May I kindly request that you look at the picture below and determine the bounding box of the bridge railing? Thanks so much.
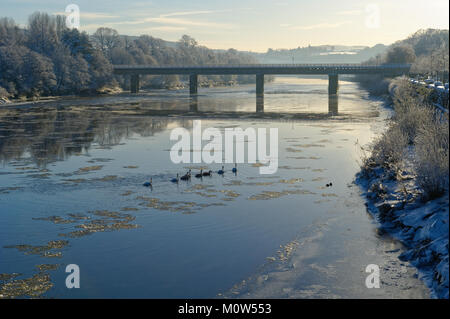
[112,63,411,69]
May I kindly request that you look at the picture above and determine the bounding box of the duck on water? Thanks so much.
[180,169,191,181]
[195,170,203,178]
[171,174,179,183]
[143,178,152,188]
[202,170,212,176]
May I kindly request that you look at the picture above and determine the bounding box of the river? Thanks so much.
[0,76,429,298]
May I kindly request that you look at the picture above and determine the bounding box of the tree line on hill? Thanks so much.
[0,12,258,100]
[355,29,449,95]
[249,44,388,64]
[365,29,448,74]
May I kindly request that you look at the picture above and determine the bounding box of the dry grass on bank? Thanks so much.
[362,79,449,199]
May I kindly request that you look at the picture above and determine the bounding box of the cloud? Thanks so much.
[53,12,119,19]
[162,10,219,17]
[80,23,107,31]
[285,21,352,30]
[143,26,187,32]
[107,10,235,29]
[336,10,363,16]
[144,16,234,29]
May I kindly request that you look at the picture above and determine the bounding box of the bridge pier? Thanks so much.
[130,74,140,93]
[190,74,198,95]
[328,74,338,95]
[256,74,264,97]
[328,94,338,115]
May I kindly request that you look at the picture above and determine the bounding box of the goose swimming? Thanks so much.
[195,169,203,178]
[202,170,212,176]
[171,174,179,183]
[143,178,152,187]
[180,169,191,181]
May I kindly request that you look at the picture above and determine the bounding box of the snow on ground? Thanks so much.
[356,159,449,299]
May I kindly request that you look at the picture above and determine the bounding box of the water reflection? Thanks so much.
[256,95,264,113]
[0,92,347,167]
[0,78,376,168]
[328,94,339,115]
[189,95,198,112]
[0,107,179,167]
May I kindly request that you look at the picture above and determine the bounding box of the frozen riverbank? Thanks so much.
[356,79,449,299]
[356,161,448,298]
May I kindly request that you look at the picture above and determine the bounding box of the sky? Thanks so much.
[0,0,448,52]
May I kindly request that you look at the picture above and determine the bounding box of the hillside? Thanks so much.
[247,44,388,64]
[355,28,449,95]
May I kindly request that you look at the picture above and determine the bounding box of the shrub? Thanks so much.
[0,86,9,98]
[389,79,435,144]
[356,74,391,96]
[414,114,449,199]
[395,102,435,145]
[371,123,408,168]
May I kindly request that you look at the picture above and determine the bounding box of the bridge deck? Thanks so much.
[113,64,411,75]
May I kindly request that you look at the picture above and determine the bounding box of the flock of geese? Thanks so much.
[142,164,237,188]
[142,163,333,189]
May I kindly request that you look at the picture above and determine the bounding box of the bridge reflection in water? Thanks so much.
[189,91,339,114]
[328,94,339,115]
[256,95,264,113]
[189,95,198,112]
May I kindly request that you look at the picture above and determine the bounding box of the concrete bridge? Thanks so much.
[113,64,411,95]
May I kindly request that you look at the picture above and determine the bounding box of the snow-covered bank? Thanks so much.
[355,78,449,299]
[0,97,10,104]
[356,161,449,298]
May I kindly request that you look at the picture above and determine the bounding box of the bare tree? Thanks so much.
[92,27,121,59]
[27,12,58,54]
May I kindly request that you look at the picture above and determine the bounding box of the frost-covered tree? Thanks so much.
[0,45,26,96]
[24,50,56,96]
[85,49,114,89]
[0,17,26,46]
[61,28,94,57]
[27,12,58,55]
[385,45,416,64]
[92,27,121,59]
